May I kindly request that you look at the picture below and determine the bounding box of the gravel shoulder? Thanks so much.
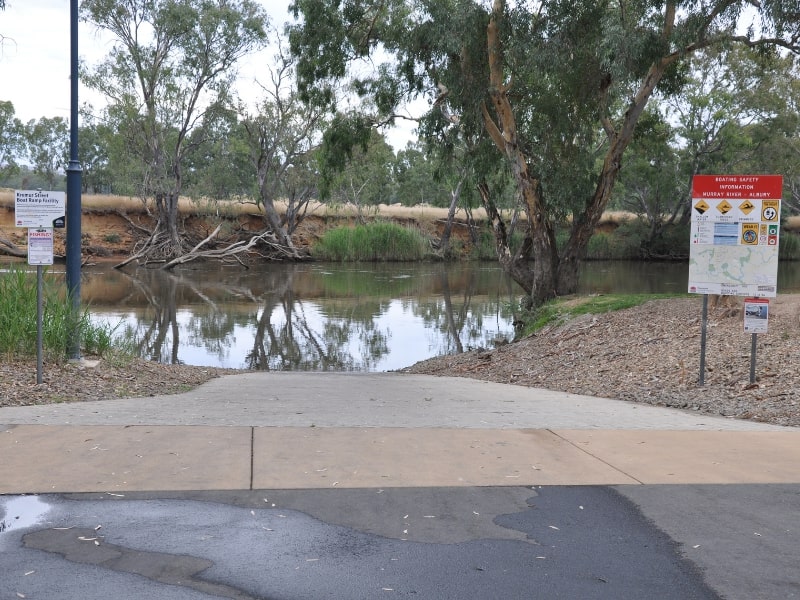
[2,295,799,428]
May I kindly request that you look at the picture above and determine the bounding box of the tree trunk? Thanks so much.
[439,176,464,253]
[484,1,561,306]
[557,45,674,293]
[477,182,534,295]
[261,199,301,258]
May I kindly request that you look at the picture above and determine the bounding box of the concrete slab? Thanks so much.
[0,425,252,494]
[555,430,800,484]
[252,427,640,488]
[0,373,789,430]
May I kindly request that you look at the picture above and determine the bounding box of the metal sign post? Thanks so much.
[743,297,769,385]
[27,228,54,384]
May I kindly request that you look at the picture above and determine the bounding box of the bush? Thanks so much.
[313,222,430,261]
[0,267,120,360]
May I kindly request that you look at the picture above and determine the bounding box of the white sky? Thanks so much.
[0,0,418,149]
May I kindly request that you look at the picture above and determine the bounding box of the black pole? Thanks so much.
[66,0,83,360]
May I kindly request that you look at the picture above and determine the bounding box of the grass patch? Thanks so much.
[520,293,683,336]
[0,267,124,361]
[313,222,430,261]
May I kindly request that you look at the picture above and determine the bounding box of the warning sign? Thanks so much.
[717,200,733,214]
[739,200,755,214]
[694,200,710,214]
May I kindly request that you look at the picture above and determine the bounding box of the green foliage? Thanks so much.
[585,220,691,260]
[313,222,429,261]
[78,117,115,194]
[80,0,269,236]
[317,114,375,198]
[24,116,69,189]
[522,293,682,336]
[0,100,23,180]
[0,267,121,360]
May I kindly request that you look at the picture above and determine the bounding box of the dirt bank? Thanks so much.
[0,192,486,260]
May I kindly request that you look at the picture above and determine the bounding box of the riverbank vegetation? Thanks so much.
[312,222,429,261]
[521,293,685,338]
[0,267,119,361]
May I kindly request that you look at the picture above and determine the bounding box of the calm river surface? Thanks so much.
[30,260,800,370]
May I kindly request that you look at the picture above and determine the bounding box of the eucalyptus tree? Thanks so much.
[289,0,800,305]
[24,116,69,189]
[80,0,268,264]
[0,100,22,181]
[183,105,253,200]
[78,117,115,193]
[325,129,395,221]
[239,39,328,257]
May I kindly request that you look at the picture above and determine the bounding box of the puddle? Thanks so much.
[0,495,52,534]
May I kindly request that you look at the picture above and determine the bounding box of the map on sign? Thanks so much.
[688,175,783,298]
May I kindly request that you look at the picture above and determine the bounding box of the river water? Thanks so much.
[15,260,800,371]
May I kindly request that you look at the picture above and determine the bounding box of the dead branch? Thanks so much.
[161,230,297,270]
[0,232,26,258]
[115,209,154,236]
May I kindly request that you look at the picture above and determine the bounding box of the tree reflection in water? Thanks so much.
[85,263,516,371]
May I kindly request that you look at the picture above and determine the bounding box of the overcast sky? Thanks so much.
[0,0,291,120]
[0,0,418,148]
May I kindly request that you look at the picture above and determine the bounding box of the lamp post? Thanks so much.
[65,0,83,359]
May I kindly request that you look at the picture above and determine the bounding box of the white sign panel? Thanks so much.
[743,297,769,334]
[15,190,66,228]
[27,228,54,266]
[688,175,782,298]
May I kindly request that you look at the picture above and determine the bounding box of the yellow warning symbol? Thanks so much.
[739,200,755,215]
[717,200,733,214]
[694,200,710,215]
[762,200,779,221]
[742,223,759,245]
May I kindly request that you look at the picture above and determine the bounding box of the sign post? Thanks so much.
[28,229,55,385]
[743,297,769,385]
[688,175,782,384]
[15,191,62,384]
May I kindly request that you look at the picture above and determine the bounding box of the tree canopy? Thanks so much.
[288,0,800,304]
[80,0,269,263]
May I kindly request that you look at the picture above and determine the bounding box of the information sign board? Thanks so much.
[688,175,782,297]
[15,190,66,228]
[27,228,54,266]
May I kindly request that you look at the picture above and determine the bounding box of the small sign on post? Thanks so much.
[27,228,54,266]
[15,191,62,385]
[743,297,769,334]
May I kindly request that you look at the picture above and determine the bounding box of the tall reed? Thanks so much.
[0,267,118,360]
[313,222,429,261]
